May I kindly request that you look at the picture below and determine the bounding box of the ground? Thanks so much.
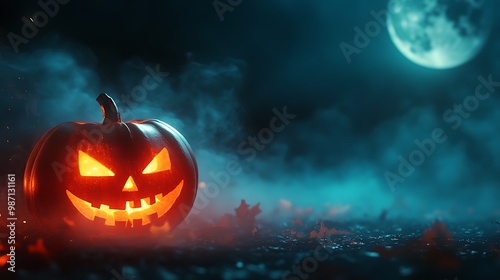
[1,201,500,280]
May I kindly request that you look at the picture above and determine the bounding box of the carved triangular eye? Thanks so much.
[142,148,171,174]
[79,151,115,176]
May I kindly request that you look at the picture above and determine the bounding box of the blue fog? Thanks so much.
[1,0,500,222]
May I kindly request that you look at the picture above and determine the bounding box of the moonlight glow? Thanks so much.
[387,0,492,69]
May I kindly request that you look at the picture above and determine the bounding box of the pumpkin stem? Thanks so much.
[96,93,121,124]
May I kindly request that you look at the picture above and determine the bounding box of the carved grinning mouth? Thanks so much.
[66,180,184,227]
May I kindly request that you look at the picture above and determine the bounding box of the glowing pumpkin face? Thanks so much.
[66,148,184,227]
[24,93,198,240]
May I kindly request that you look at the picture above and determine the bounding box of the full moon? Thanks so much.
[387,0,492,69]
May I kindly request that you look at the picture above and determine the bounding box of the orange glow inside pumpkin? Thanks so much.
[142,147,171,174]
[122,176,138,192]
[68,147,181,227]
[66,180,184,226]
[78,151,115,176]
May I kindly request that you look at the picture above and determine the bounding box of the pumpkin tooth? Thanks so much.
[126,201,134,210]
[98,203,110,210]
[143,197,151,205]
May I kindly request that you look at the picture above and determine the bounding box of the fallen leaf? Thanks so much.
[28,238,49,258]
[309,222,350,238]
[420,220,453,245]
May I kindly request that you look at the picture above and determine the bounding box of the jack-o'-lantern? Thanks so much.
[24,93,198,241]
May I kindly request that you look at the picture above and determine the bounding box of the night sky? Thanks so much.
[1,0,500,222]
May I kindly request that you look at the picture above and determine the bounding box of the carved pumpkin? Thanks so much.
[24,93,198,240]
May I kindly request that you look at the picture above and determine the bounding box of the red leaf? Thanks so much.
[28,238,49,258]
[420,220,453,245]
[309,222,350,238]
[0,254,7,267]
[235,200,250,217]
[234,200,261,230]
[248,204,262,220]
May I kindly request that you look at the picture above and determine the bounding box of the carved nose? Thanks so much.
[122,176,138,192]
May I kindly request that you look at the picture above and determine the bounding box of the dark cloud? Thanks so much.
[1,0,500,221]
